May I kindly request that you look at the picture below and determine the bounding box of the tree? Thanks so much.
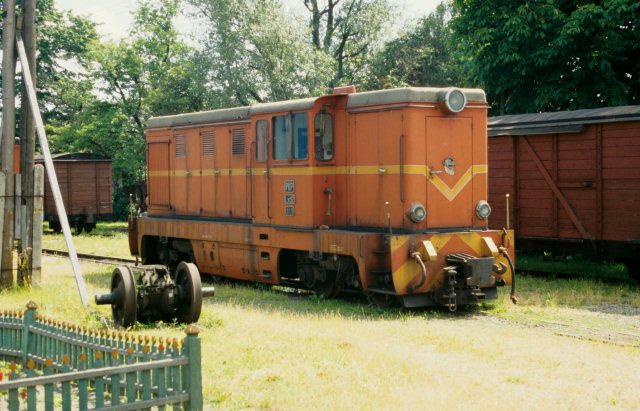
[188,0,334,106]
[451,0,640,114]
[304,0,392,86]
[366,2,464,89]
[0,0,99,126]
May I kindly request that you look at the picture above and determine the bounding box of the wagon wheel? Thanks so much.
[175,261,203,324]
[622,259,640,283]
[110,266,137,327]
[83,223,95,234]
[50,222,62,234]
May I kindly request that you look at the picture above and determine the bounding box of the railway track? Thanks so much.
[42,248,137,266]
[482,315,640,348]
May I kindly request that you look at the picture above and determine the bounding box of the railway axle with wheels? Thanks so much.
[95,261,215,327]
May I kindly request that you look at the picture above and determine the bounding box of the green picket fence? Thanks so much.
[0,301,203,410]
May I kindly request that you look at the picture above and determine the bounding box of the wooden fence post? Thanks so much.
[31,165,43,286]
[0,172,5,286]
[183,325,203,411]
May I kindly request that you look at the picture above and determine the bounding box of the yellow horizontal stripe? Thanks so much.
[149,163,487,202]
[151,164,486,177]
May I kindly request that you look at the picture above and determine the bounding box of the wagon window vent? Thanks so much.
[232,128,246,155]
[175,134,186,157]
[202,131,216,156]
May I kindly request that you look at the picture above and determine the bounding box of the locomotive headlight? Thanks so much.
[439,87,467,114]
[476,200,492,220]
[407,202,427,223]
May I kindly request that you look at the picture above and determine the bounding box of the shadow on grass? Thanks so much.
[197,276,500,325]
[78,263,510,331]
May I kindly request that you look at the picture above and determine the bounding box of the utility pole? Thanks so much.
[18,0,37,285]
[1,0,17,287]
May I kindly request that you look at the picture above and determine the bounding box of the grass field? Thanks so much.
[516,252,630,280]
[2,222,640,410]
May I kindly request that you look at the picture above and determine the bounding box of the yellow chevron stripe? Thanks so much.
[428,165,487,202]
[390,236,409,254]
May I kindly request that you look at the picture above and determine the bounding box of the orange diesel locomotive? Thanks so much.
[129,86,516,310]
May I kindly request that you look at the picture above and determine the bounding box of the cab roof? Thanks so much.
[147,87,487,129]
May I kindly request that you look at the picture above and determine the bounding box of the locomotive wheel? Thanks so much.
[110,266,137,327]
[312,271,341,299]
[175,261,203,324]
[368,293,399,308]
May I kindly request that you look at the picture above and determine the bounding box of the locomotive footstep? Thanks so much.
[95,262,215,328]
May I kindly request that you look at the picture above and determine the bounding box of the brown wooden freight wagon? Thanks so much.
[487,106,640,279]
[37,153,113,234]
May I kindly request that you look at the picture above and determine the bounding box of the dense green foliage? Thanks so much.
[1,0,99,125]
[367,2,463,89]
[451,0,640,114]
[187,0,335,105]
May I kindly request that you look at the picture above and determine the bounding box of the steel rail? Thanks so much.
[42,248,137,266]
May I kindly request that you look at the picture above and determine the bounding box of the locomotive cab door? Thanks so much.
[173,130,202,215]
[348,110,403,228]
[229,126,249,218]
[251,119,271,223]
[425,116,474,228]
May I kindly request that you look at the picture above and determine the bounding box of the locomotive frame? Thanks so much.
[129,86,515,310]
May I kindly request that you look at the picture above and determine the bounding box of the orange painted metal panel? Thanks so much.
[425,116,474,227]
[348,110,403,228]
[147,138,171,211]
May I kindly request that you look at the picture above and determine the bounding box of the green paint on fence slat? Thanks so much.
[126,347,137,404]
[157,347,167,411]
[61,357,71,411]
[44,362,54,411]
[95,352,105,408]
[111,350,121,406]
[26,363,37,411]
[142,345,152,410]
[78,354,89,410]
[171,341,181,411]
[8,362,19,411]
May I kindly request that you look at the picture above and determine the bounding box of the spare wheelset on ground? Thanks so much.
[95,261,215,327]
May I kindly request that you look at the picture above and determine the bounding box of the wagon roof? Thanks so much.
[35,152,111,162]
[488,105,640,137]
[147,87,487,129]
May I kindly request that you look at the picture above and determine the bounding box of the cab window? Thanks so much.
[273,113,308,160]
[256,119,268,162]
[314,111,333,161]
